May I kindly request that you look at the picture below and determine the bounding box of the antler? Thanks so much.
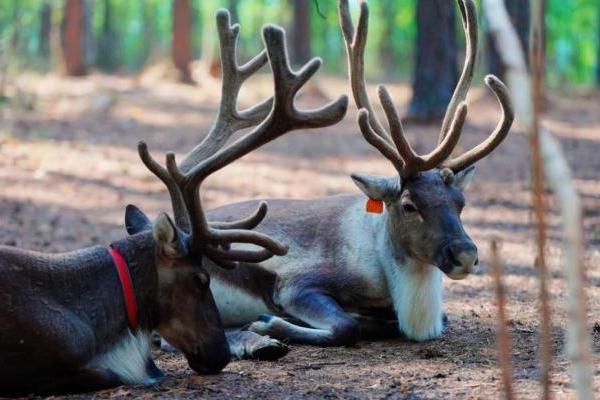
[442,75,514,171]
[439,0,478,145]
[339,0,514,177]
[140,14,348,269]
[179,10,272,172]
[137,10,266,229]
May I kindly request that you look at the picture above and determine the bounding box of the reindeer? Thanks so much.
[198,0,515,347]
[0,14,348,395]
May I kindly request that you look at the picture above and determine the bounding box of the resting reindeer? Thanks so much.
[200,0,514,347]
[0,18,348,396]
[0,150,277,396]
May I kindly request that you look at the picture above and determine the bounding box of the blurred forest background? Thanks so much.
[0,0,598,97]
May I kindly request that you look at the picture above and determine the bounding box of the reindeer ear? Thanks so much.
[153,213,185,258]
[125,204,152,235]
[453,165,476,191]
[350,173,400,201]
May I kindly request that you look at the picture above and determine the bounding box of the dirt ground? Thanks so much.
[0,72,598,399]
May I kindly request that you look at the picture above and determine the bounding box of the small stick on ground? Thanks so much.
[490,239,514,400]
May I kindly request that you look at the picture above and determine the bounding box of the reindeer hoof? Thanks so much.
[229,330,289,361]
[248,337,289,361]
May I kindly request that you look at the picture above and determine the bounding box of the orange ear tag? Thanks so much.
[365,198,384,214]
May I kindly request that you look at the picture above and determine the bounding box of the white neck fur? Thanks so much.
[377,215,445,341]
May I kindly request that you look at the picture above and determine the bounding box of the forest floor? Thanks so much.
[0,72,599,399]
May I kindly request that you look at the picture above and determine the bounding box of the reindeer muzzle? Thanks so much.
[186,340,231,375]
[438,240,479,280]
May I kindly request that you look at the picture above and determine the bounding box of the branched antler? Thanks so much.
[179,10,272,172]
[140,142,287,270]
[439,0,478,144]
[339,0,514,177]
[140,10,348,269]
[443,75,514,171]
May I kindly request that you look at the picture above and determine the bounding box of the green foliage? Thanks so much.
[546,0,598,85]
[0,0,51,71]
[0,0,597,87]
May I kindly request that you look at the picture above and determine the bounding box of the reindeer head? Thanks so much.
[125,203,232,374]
[129,10,347,374]
[340,0,514,279]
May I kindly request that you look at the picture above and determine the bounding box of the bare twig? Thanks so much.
[483,1,594,399]
[529,2,552,398]
[490,239,514,400]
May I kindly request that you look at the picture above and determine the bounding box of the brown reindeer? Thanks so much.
[0,11,348,396]
[195,0,514,348]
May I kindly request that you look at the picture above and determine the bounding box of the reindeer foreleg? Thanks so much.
[248,289,360,346]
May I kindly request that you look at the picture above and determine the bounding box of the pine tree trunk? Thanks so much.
[61,0,87,76]
[172,0,193,83]
[39,2,52,59]
[408,0,458,121]
[289,0,311,66]
[82,0,95,66]
[487,0,530,78]
[97,0,119,72]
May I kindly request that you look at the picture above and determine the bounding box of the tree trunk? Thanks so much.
[39,1,52,59]
[289,0,311,66]
[82,0,95,66]
[61,0,87,76]
[408,0,458,121]
[487,0,530,78]
[97,0,119,72]
[172,0,193,83]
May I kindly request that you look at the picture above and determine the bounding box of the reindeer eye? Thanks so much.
[402,203,418,213]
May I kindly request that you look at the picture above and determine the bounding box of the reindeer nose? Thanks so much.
[447,241,478,274]
[186,340,231,375]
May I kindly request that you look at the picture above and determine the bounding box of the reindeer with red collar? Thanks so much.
[200,0,514,346]
[0,12,347,396]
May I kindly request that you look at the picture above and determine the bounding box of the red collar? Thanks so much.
[108,246,138,330]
